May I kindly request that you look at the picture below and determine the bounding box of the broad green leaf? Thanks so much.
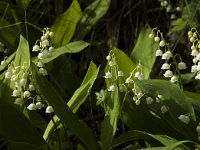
[123,79,197,141]
[0,97,45,147]
[32,63,98,150]
[43,61,99,141]
[33,41,89,64]
[134,79,195,118]
[101,59,120,150]
[73,0,111,40]
[100,90,119,150]
[131,25,159,79]
[51,0,82,47]
[0,52,15,72]
[68,61,99,112]
[113,47,136,78]
[13,35,30,66]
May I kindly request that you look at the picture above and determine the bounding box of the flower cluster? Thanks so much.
[158,0,182,20]
[5,63,54,113]
[105,51,126,93]
[188,29,200,80]
[32,27,54,76]
[149,28,187,83]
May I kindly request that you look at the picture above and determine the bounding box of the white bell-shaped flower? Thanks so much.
[162,51,172,60]
[155,49,163,56]
[163,70,173,78]
[45,106,54,113]
[29,84,35,91]
[178,62,187,70]
[104,72,112,78]
[27,103,37,110]
[32,45,40,52]
[191,50,198,56]
[5,71,11,79]
[108,85,116,92]
[23,91,31,98]
[170,75,178,83]
[161,63,170,70]
[12,89,20,97]
[36,102,44,109]
[134,72,143,80]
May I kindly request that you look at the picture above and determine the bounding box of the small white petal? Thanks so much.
[178,62,187,70]
[27,103,37,110]
[163,70,173,78]
[36,102,44,109]
[104,72,112,78]
[12,89,21,97]
[23,91,31,98]
[5,72,11,79]
[32,45,40,52]
[161,63,170,70]
[45,106,54,113]
[155,49,163,56]
[170,76,178,83]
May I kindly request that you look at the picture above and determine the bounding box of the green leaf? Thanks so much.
[51,0,82,47]
[13,35,30,66]
[100,90,119,150]
[0,97,45,147]
[113,47,136,78]
[130,25,159,79]
[74,0,111,40]
[113,130,176,147]
[32,63,99,150]
[68,61,99,112]
[33,41,89,64]
[43,61,99,141]
[171,18,187,32]
[101,58,120,150]
[123,79,197,141]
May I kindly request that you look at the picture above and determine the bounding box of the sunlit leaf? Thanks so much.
[131,25,159,79]
[51,0,82,47]
[32,63,98,150]
[33,41,89,64]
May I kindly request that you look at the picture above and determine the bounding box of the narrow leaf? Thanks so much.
[32,63,98,150]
